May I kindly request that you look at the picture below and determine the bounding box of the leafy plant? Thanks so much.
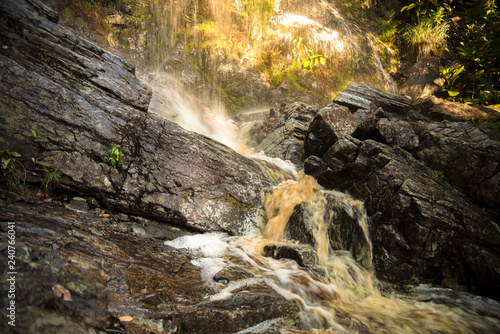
[0,149,26,188]
[441,65,465,98]
[108,144,123,169]
[292,38,326,71]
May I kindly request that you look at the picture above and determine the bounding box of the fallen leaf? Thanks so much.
[119,316,133,322]
[44,198,52,203]
[71,215,77,218]
[52,284,72,301]
[98,214,111,219]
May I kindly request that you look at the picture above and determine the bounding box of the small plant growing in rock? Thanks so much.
[41,166,61,196]
[0,149,26,188]
[108,144,123,169]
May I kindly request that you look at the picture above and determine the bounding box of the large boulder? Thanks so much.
[0,0,273,235]
[334,82,412,119]
[399,57,444,100]
[305,136,500,299]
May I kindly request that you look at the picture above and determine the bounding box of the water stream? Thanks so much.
[166,172,500,333]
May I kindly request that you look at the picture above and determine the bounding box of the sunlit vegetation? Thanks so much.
[50,0,498,109]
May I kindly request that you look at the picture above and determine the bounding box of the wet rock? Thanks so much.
[304,103,359,157]
[0,0,273,235]
[334,82,412,117]
[307,136,500,299]
[0,193,299,334]
[256,102,318,168]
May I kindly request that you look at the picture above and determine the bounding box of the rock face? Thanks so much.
[0,0,273,236]
[417,121,500,212]
[256,102,318,168]
[298,83,500,299]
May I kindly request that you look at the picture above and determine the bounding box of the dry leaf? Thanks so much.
[52,284,72,301]
[71,214,77,218]
[98,214,111,218]
[119,316,133,322]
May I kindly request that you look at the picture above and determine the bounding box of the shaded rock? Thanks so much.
[162,41,186,73]
[417,98,496,121]
[0,0,273,235]
[400,57,444,100]
[416,121,500,215]
[304,103,359,157]
[334,82,411,117]
[256,102,318,168]
[235,104,288,148]
[374,119,419,151]
[307,136,500,299]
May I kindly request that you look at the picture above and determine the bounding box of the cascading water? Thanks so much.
[167,172,500,333]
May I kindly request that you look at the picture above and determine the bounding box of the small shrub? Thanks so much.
[402,18,450,60]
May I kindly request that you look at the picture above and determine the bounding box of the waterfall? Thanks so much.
[166,172,498,333]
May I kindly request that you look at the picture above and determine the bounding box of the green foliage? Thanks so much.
[41,166,61,195]
[440,0,500,104]
[0,149,25,188]
[401,0,453,19]
[441,65,465,98]
[292,38,326,71]
[468,118,500,135]
[440,65,488,103]
[402,17,450,60]
[372,9,398,45]
[108,144,123,169]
